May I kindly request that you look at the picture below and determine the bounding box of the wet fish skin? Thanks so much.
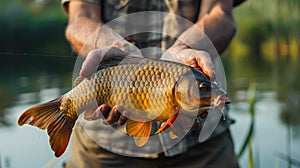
[18,57,227,157]
[65,58,192,122]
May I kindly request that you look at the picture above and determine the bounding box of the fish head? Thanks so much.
[175,68,230,116]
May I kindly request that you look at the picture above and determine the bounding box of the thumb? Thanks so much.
[194,51,216,80]
[80,47,128,78]
[80,48,108,78]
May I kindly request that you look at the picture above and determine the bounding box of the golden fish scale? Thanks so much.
[63,59,190,121]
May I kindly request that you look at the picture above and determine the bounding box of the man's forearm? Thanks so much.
[172,1,236,55]
[195,7,236,54]
[64,1,103,56]
[65,1,127,57]
[66,16,101,56]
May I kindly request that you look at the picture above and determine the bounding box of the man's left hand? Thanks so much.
[161,46,216,80]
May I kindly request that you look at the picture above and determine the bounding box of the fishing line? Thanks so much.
[0,52,76,59]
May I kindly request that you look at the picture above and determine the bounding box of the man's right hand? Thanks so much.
[80,44,142,78]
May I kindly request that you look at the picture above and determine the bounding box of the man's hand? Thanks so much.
[80,43,142,78]
[159,45,216,133]
[87,104,130,126]
[161,45,216,80]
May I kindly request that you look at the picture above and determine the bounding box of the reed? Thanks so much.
[237,82,257,168]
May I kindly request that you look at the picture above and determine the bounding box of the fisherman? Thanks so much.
[61,0,245,167]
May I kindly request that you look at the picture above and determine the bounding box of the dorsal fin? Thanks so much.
[97,56,151,70]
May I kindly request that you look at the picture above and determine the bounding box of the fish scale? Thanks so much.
[62,59,187,122]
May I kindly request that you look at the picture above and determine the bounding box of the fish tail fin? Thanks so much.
[18,97,62,129]
[18,97,76,157]
[48,116,75,157]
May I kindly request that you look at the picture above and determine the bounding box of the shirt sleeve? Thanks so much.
[61,0,100,13]
[233,0,246,7]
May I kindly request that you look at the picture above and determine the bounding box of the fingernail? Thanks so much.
[79,70,89,79]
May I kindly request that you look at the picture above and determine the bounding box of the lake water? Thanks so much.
[1,76,300,168]
[230,92,300,168]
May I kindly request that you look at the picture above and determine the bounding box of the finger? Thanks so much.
[190,62,201,71]
[80,47,128,78]
[105,105,123,125]
[117,109,130,125]
[104,47,128,60]
[87,104,111,121]
[89,106,104,120]
[98,104,111,118]
[114,40,143,58]
[195,51,216,80]
[80,49,108,78]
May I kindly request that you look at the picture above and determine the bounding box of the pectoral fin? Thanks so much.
[126,120,152,147]
[155,109,180,134]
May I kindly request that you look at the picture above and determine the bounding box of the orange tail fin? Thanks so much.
[18,97,76,157]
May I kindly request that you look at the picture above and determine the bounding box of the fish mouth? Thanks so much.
[213,95,231,107]
[197,96,231,118]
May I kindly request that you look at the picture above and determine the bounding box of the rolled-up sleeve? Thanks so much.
[61,0,100,13]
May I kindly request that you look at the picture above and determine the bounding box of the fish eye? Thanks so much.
[199,82,210,91]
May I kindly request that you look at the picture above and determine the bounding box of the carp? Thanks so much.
[18,57,230,157]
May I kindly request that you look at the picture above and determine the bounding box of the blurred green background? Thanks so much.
[0,0,299,167]
[0,0,74,125]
